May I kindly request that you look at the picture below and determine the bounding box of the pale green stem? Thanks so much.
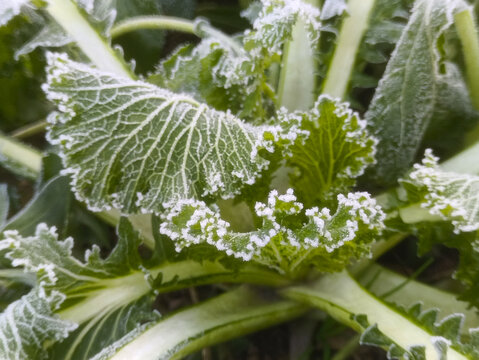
[283,271,469,360]
[0,269,36,286]
[331,334,360,360]
[398,203,443,224]
[59,260,289,325]
[11,120,48,139]
[107,286,306,360]
[277,0,319,110]
[0,133,42,180]
[322,0,375,99]
[111,16,195,38]
[358,263,479,331]
[455,9,479,110]
[110,16,244,55]
[46,0,133,78]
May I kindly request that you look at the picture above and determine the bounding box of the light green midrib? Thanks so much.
[46,0,133,78]
[322,0,376,99]
[282,271,469,360]
[57,260,288,325]
[110,16,195,38]
[107,287,306,360]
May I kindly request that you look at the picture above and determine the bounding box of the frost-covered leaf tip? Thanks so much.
[160,189,385,276]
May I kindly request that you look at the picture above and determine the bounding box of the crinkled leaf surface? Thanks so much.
[398,151,479,308]
[267,96,377,207]
[160,188,385,276]
[153,0,322,122]
[245,0,321,55]
[402,150,479,234]
[365,0,472,185]
[0,288,76,360]
[45,53,268,213]
[152,39,271,121]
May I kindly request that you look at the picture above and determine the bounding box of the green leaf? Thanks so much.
[152,40,271,121]
[0,17,51,134]
[160,188,385,276]
[268,96,377,207]
[44,53,268,213]
[357,0,411,65]
[0,0,28,27]
[0,288,77,360]
[398,150,479,308]
[244,0,321,55]
[365,0,473,185]
[401,150,479,234]
[6,0,117,58]
[15,22,72,59]
[2,175,71,237]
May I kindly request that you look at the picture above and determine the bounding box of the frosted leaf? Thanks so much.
[366,0,472,185]
[15,22,71,59]
[0,221,162,358]
[44,53,268,213]
[403,149,479,234]
[0,0,28,26]
[0,289,76,360]
[12,0,117,57]
[320,0,347,20]
[264,95,377,207]
[245,0,322,55]
[160,189,385,276]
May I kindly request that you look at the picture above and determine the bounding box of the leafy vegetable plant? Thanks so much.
[1,0,479,358]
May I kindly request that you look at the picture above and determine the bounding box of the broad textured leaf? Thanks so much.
[44,53,268,213]
[160,188,385,276]
[0,16,51,134]
[357,0,411,65]
[266,96,377,207]
[365,0,472,185]
[0,289,77,360]
[4,0,117,58]
[15,22,72,59]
